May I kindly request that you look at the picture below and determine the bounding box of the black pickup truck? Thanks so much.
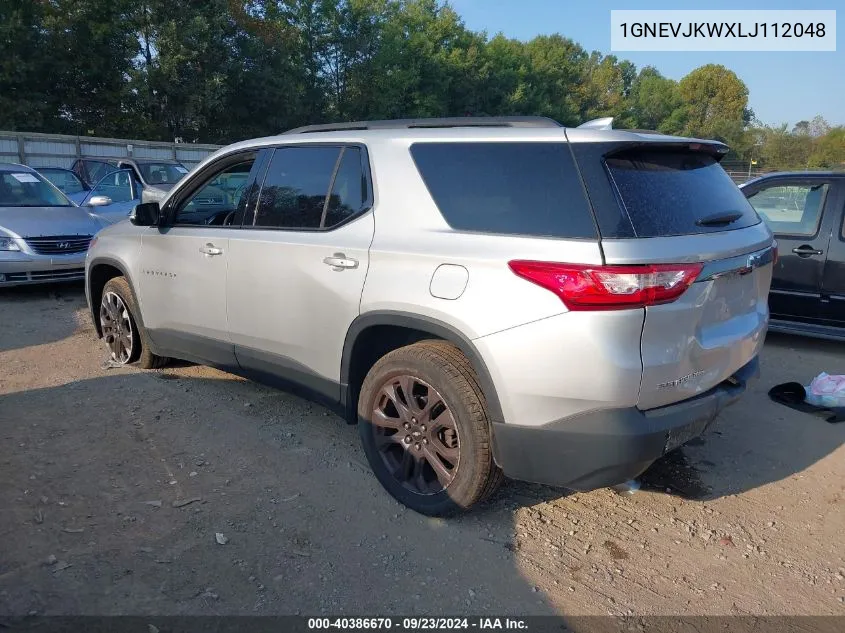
[741,171,845,341]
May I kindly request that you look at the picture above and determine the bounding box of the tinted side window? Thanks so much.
[747,183,828,237]
[606,150,760,237]
[254,147,341,229]
[410,142,596,239]
[175,158,256,226]
[323,147,365,228]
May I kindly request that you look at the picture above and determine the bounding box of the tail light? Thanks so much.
[508,260,703,311]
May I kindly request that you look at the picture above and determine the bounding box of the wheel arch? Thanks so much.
[340,311,504,426]
[87,257,144,338]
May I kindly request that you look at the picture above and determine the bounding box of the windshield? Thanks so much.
[40,169,87,195]
[0,172,73,207]
[138,162,189,185]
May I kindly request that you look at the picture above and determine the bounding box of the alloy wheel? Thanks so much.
[370,375,460,495]
[100,291,134,364]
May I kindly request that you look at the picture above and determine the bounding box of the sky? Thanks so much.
[449,0,843,127]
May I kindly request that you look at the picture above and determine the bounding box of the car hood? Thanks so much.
[0,205,104,238]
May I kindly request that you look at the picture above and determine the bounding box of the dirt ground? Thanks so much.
[1,282,844,618]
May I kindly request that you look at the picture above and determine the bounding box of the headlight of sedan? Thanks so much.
[0,237,21,251]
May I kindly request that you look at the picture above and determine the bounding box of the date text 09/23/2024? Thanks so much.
[307,618,528,630]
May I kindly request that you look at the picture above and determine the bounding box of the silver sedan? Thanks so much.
[0,163,106,287]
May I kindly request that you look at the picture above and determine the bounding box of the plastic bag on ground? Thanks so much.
[804,372,845,408]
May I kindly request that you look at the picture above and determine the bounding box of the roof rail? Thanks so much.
[577,117,614,130]
[283,116,562,134]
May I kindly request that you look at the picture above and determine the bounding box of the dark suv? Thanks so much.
[741,171,845,340]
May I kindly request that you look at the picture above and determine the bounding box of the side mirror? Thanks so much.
[87,195,113,207]
[130,202,161,227]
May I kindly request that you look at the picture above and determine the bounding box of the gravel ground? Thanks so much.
[1,283,843,618]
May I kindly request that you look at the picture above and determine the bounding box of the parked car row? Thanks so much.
[0,163,104,285]
[1,158,195,287]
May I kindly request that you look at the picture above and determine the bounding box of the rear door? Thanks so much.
[743,177,836,324]
[226,144,374,403]
[570,139,774,410]
[819,180,845,326]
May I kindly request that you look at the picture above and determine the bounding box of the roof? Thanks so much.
[283,116,562,134]
[0,162,35,173]
[180,118,729,189]
[741,171,845,187]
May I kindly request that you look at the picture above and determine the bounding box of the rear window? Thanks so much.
[410,142,596,239]
[605,150,760,237]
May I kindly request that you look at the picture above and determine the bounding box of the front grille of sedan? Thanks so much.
[25,235,92,255]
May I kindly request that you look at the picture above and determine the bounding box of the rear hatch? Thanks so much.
[570,137,774,410]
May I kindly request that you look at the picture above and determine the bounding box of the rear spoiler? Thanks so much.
[606,140,731,161]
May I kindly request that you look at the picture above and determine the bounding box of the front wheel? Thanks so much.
[99,277,167,369]
[357,341,503,516]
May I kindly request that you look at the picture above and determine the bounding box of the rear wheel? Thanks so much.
[357,341,503,515]
[100,277,167,369]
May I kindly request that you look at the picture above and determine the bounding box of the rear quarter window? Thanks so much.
[606,150,760,237]
[410,142,596,239]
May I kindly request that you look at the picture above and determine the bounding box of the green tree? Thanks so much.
[757,124,814,170]
[45,0,139,136]
[627,66,686,133]
[808,127,845,169]
[0,0,58,131]
[677,64,751,145]
[576,53,635,126]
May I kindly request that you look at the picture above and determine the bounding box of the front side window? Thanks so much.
[90,170,137,203]
[746,183,829,237]
[138,162,189,185]
[0,171,72,207]
[175,158,255,226]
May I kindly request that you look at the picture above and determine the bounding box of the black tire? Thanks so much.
[100,277,167,370]
[357,340,503,516]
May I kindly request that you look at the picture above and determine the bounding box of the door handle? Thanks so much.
[791,245,823,258]
[199,243,223,256]
[322,253,358,270]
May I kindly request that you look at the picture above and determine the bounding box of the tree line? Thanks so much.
[1,0,842,170]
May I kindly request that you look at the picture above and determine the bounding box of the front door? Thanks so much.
[745,178,836,325]
[84,169,141,224]
[138,152,262,366]
[820,181,845,326]
[226,144,374,403]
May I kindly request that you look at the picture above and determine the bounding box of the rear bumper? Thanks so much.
[491,356,759,491]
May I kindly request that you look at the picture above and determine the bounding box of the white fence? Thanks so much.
[0,131,222,171]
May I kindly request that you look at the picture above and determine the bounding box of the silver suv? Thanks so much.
[85,117,775,515]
